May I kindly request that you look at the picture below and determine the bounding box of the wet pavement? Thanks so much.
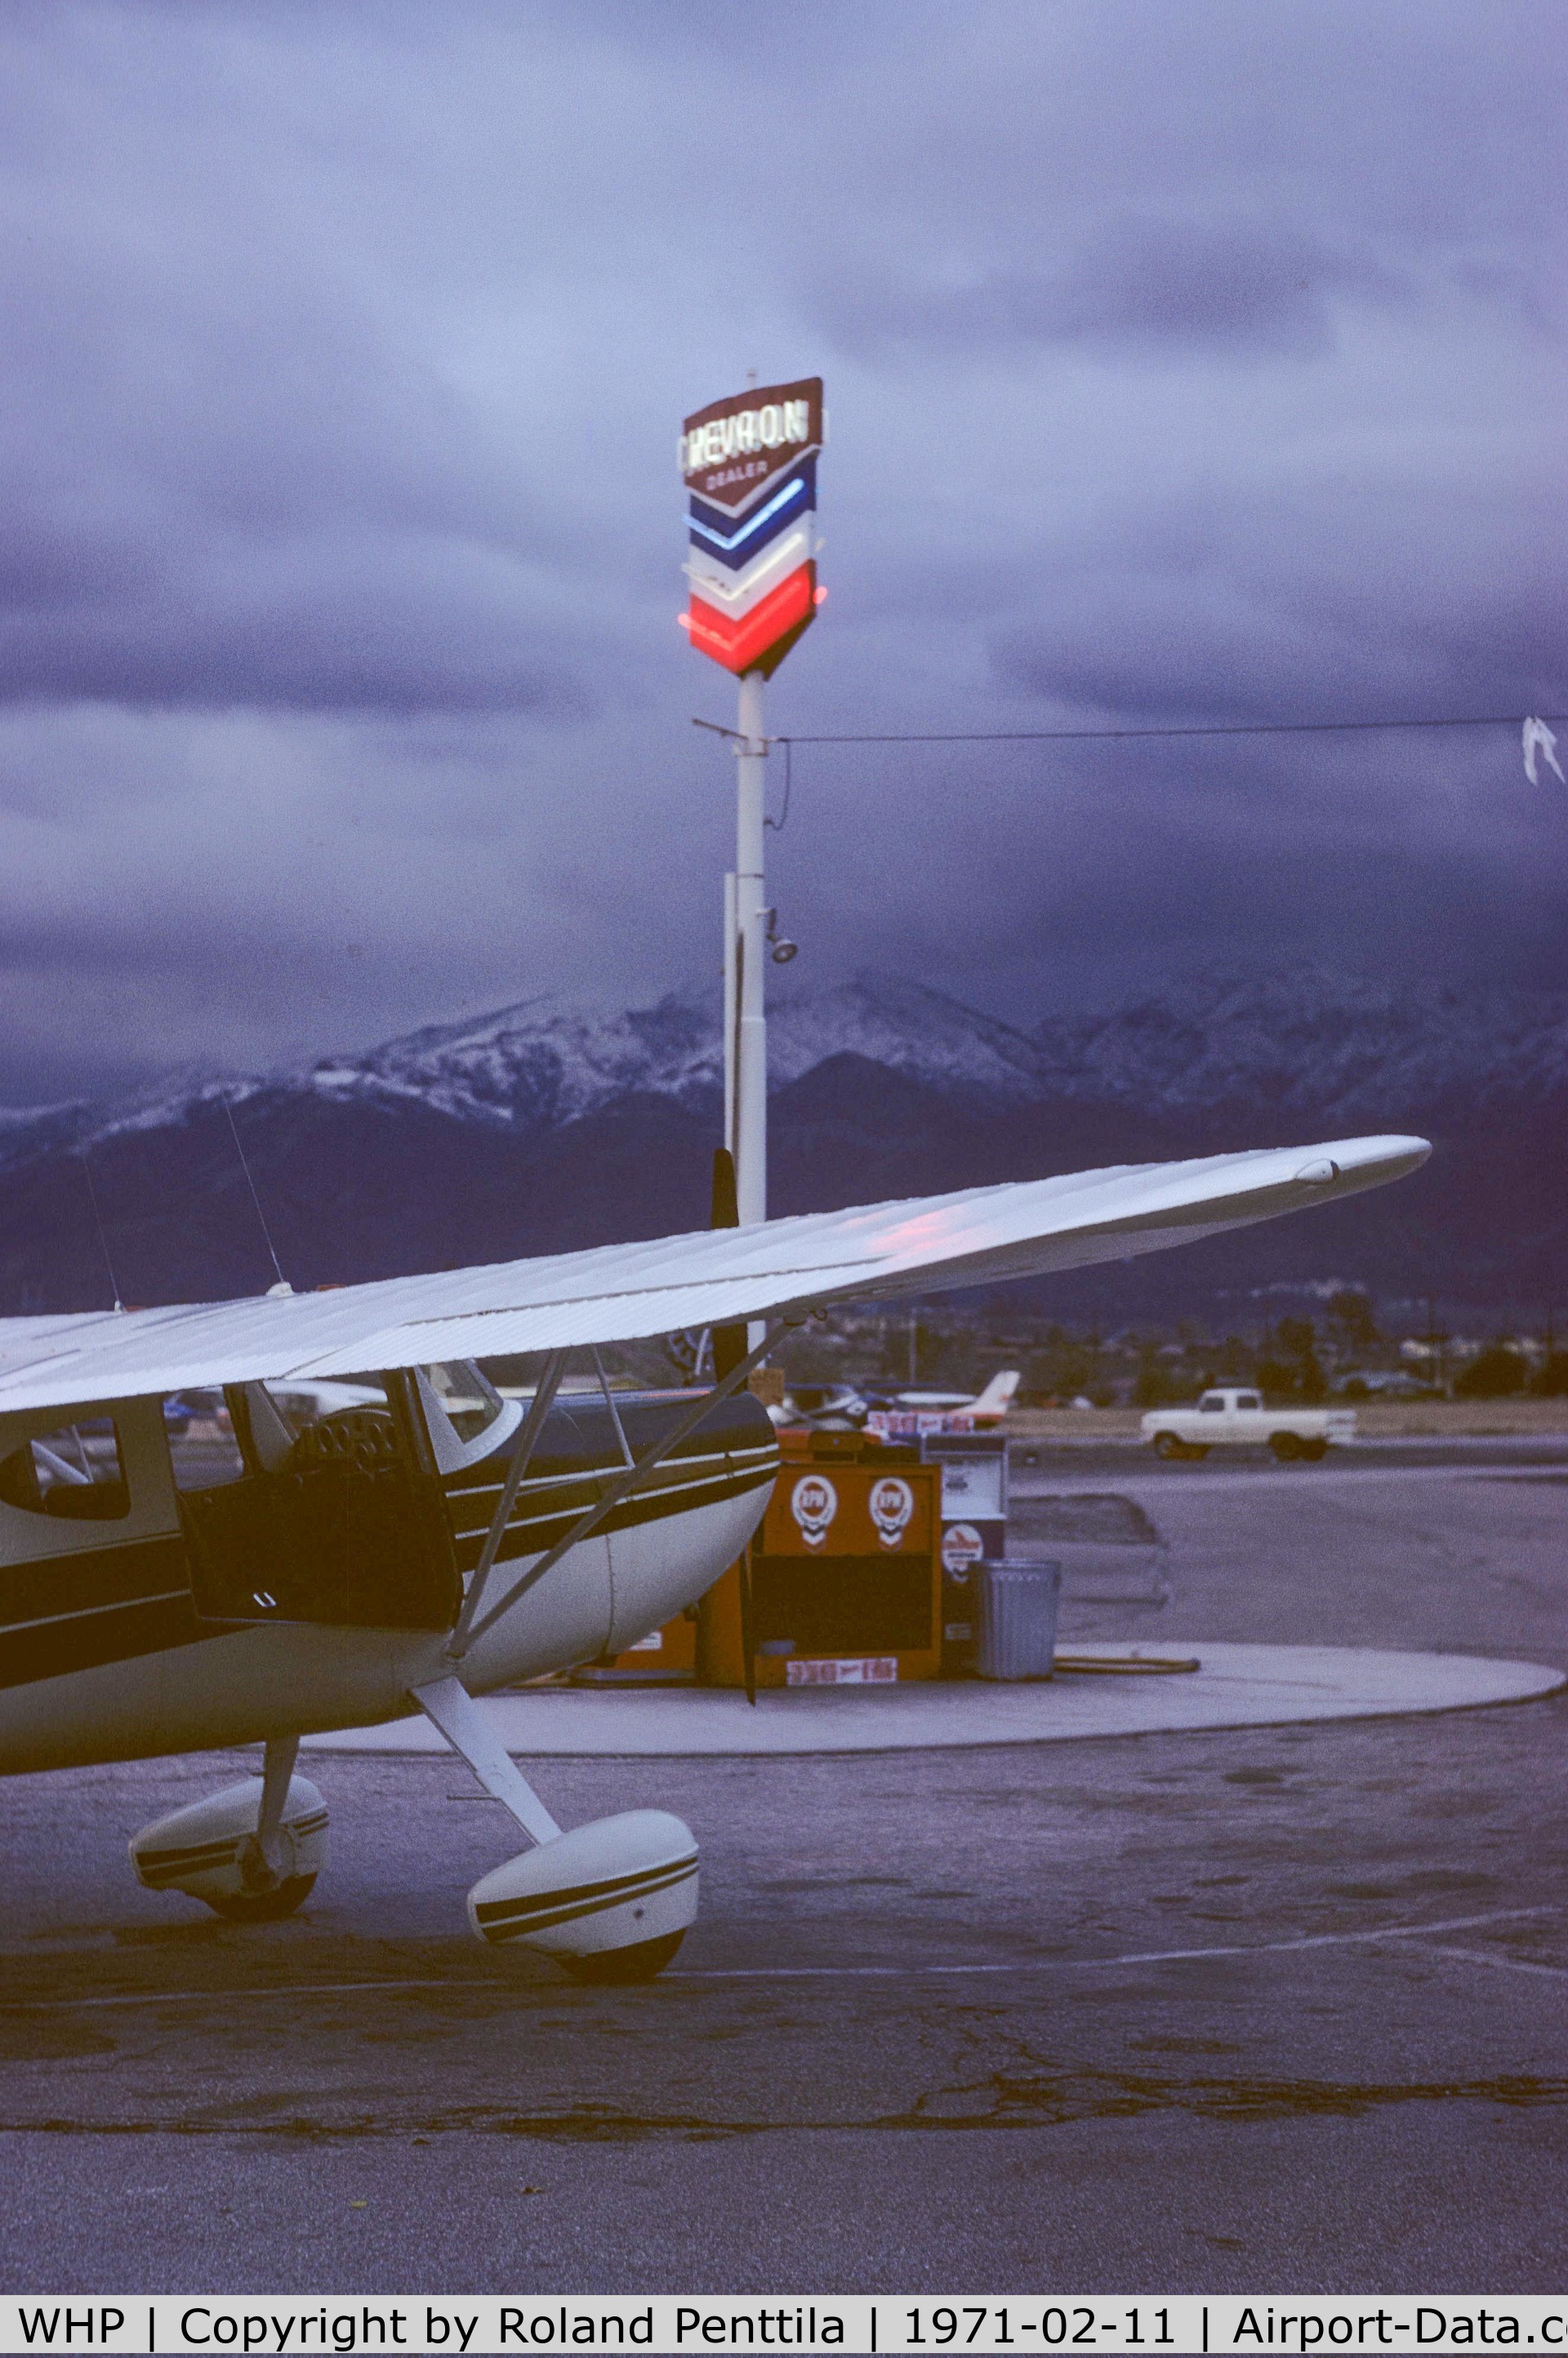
[0,1456,1562,2293]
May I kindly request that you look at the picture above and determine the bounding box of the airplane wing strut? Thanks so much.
[451,1318,789,1659]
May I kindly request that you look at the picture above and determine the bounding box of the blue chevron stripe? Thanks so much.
[688,461,816,568]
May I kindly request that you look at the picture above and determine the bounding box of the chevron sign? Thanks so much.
[679,377,824,677]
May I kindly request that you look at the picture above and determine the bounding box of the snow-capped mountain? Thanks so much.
[308,974,1046,1131]
[16,962,1564,1170]
[0,974,1051,1166]
[1,966,1563,1314]
[1036,970,1568,1119]
[316,991,721,1129]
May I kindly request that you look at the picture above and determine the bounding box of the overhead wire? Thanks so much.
[765,735,791,831]
[699,711,1566,750]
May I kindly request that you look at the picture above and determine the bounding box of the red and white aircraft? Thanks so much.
[0,1134,1426,1981]
[871,1369,1022,1424]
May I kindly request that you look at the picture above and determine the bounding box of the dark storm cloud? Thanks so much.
[822,216,1402,360]
[0,0,1561,1098]
[0,543,595,715]
[993,496,1568,725]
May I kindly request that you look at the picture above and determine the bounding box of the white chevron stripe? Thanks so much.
[684,522,815,615]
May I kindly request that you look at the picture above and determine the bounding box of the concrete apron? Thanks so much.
[301,1643,1566,1758]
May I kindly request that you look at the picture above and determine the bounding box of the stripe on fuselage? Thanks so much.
[0,1400,777,1692]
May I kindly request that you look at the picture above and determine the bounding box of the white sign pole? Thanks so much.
[733,666,768,1228]
[721,867,738,1165]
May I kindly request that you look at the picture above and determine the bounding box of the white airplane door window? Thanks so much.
[164,1392,246,1491]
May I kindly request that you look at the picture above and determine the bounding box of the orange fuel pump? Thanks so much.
[699,1432,942,1689]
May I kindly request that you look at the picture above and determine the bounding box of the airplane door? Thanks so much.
[178,1397,461,1633]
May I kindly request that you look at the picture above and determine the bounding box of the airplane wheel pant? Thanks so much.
[467,1808,698,1982]
[129,1776,329,1918]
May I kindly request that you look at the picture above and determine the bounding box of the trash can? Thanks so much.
[975,1558,1061,1681]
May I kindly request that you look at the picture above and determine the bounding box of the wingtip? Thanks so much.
[1326,1134,1432,1186]
[1374,1133,1433,1172]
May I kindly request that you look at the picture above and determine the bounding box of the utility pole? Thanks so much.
[724,669,768,1227]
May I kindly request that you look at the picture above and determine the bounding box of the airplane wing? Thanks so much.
[0,1133,1428,1416]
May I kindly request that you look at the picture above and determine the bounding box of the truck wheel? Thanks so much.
[1270,1433,1303,1462]
[1153,1433,1183,1459]
[1299,1438,1328,1462]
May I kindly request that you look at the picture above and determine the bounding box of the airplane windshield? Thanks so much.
[421,1362,504,1445]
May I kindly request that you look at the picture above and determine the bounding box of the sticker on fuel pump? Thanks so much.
[868,1476,915,1549]
[786,1656,898,1686]
[790,1473,838,1549]
[941,1521,985,1576]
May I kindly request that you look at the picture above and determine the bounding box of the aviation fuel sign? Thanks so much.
[679,376,824,677]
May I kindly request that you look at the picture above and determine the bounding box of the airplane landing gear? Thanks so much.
[412,1677,698,1983]
[465,1808,697,1975]
[560,1930,688,1985]
[206,1874,317,1923]
[129,1736,327,1920]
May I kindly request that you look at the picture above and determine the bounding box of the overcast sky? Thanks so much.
[1,0,1563,1102]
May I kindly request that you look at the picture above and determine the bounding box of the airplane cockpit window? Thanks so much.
[258,1379,398,1469]
[0,1418,130,1519]
[165,1392,247,1491]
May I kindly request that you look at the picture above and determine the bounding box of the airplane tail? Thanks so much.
[969,1370,1020,1421]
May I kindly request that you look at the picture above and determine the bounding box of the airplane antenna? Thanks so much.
[75,1143,124,1313]
[221,1091,291,1295]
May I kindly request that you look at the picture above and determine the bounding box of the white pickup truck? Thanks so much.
[1141,1388,1356,1464]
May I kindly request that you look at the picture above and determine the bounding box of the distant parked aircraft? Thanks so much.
[865,1371,1021,1425]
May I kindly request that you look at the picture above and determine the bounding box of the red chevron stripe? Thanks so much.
[684,562,816,675]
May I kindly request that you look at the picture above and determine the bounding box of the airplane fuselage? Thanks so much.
[0,1389,777,1774]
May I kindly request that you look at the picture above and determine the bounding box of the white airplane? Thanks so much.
[875,1370,1022,1424]
[0,1133,1427,1983]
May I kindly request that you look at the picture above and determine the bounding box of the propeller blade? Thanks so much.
[710,1148,747,1382]
[706,1145,756,1701]
[710,1146,738,1229]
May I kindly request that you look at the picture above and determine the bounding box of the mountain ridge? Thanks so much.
[5,964,1566,1169]
[0,966,1562,1316]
